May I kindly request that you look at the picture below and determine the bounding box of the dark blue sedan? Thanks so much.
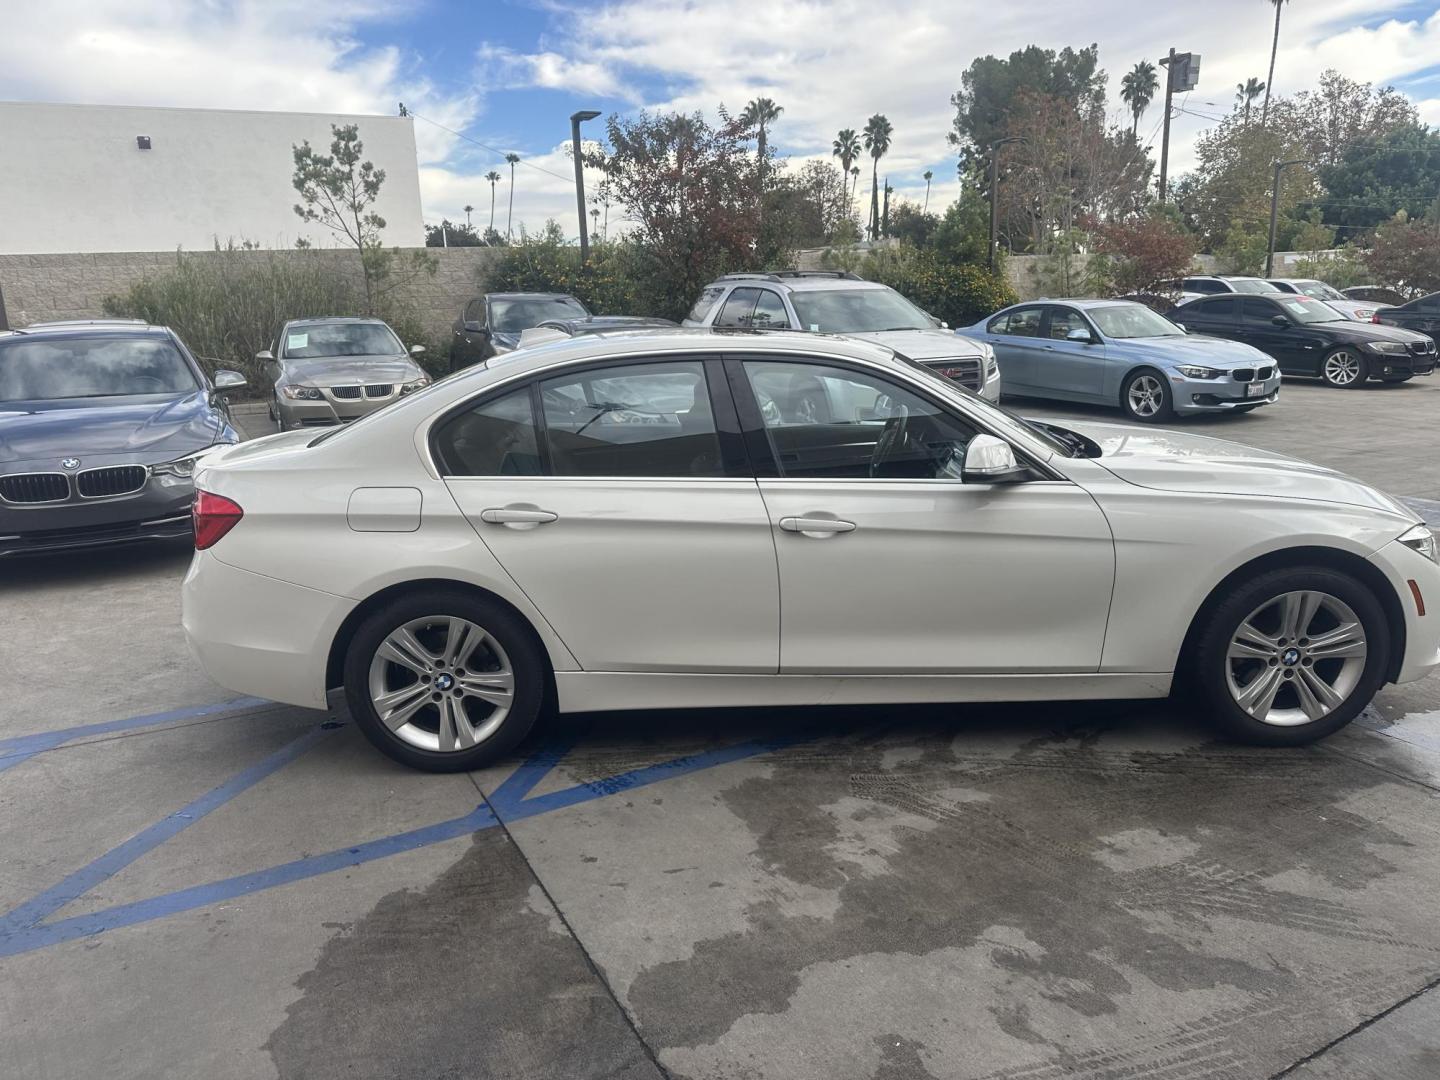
[0,323,246,557]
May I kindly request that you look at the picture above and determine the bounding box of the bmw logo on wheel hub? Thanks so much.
[435,673,455,691]
[1282,647,1301,666]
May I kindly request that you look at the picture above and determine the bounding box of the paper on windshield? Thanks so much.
[286,333,308,350]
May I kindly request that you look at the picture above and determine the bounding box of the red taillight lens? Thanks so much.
[1372,313,1382,323]
[193,490,243,550]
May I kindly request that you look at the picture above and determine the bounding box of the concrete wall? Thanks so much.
[0,247,504,340]
[0,101,424,254]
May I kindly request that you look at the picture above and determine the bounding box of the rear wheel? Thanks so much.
[1121,368,1173,423]
[1321,348,1367,388]
[1190,567,1389,746]
[343,590,545,771]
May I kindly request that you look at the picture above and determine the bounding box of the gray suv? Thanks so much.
[681,271,1000,400]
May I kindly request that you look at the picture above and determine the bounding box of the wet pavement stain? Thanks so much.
[265,827,662,1080]
[617,716,1440,1079]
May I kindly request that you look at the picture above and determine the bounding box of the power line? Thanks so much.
[407,109,579,184]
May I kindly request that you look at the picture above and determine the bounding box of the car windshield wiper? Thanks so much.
[574,401,634,436]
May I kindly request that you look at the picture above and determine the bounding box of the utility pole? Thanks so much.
[987,137,1023,272]
[1266,159,1309,276]
[1158,49,1201,203]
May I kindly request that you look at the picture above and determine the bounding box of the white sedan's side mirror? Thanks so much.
[962,434,1028,483]
[213,369,247,390]
[256,349,274,361]
[410,344,427,356]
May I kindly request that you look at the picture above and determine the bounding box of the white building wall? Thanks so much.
[0,101,424,254]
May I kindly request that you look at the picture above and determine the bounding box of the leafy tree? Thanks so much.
[931,191,993,266]
[424,219,482,247]
[1362,212,1440,296]
[863,114,893,240]
[1121,61,1159,135]
[1236,78,1266,126]
[1316,123,1440,231]
[291,123,433,313]
[1262,0,1288,126]
[948,44,1105,169]
[1182,111,1313,248]
[858,244,1017,326]
[1215,223,1270,275]
[886,201,939,247]
[760,161,857,255]
[584,109,761,318]
[1278,70,1419,169]
[1087,212,1198,296]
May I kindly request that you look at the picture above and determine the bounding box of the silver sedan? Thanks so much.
[259,317,430,431]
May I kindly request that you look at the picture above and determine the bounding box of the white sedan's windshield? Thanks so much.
[1089,305,1185,339]
[1229,279,1282,295]
[1294,280,1346,301]
[789,289,932,333]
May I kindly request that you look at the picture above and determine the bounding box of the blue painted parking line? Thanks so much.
[0,696,270,775]
[0,725,332,935]
[0,726,815,958]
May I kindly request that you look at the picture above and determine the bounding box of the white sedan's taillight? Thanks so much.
[193,490,243,549]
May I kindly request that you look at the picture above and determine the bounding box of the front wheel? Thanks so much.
[1321,348,1368,388]
[1190,567,1390,746]
[1121,369,1173,423]
[343,590,545,771]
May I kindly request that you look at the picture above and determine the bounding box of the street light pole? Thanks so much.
[570,110,601,264]
[1266,159,1310,277]
[1158,48,1176,202]
[987,137,1023,272]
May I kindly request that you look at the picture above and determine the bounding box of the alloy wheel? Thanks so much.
[1127,374,1165,418]
[366,616,514,752]
[1323,350,1362,387]
[1224,590,1367,727]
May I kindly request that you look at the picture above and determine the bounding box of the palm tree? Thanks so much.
[484,170,501,233]
[463,204,474,229]
[742,97,783,223]
[850,166,860,201]
[922,170,933,213]
[1120,60,1160,136]
[741,97,784,172]
[1262,0,1289,126]
[505,153,520,240]
[833,128,861,213]
[1236,77,1267,125]
[862,114,893,241]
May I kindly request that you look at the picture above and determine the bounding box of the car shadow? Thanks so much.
[0,537,193,590]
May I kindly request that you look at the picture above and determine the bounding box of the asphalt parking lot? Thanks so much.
[4,378,1440,1080]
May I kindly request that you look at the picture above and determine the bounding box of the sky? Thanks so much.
[3,0,1439,243]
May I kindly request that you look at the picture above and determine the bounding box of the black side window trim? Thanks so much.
[721,353,1055,481]
[430,354,754,480]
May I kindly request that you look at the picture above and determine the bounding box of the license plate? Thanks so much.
[1245,382,1266,398]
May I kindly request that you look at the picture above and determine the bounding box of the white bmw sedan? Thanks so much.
[182,330,1440,772]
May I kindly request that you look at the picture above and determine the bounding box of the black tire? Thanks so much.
[343,589,546,772]
[1121,368,1173,423]
[1188,566,1390,746]
[1320,347,1368,389]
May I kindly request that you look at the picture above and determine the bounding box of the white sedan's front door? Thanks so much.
[437,358,779,673]
[736,358,1115,674]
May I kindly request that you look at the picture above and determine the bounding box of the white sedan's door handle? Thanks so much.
[479,507,558,528]
[779,516,856,537]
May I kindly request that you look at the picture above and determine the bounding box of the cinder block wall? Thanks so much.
[0,247,504,339]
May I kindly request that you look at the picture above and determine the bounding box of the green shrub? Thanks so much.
[859,245,1017,326]
[103,244,440,389]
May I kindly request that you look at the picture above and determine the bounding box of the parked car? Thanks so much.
[1371,292,1440,348]
[1266,278,1382,322]
[959,299,1280,422]
[515,315,678,351]
[0,322,244,557]
[1166,276,1283,304]
[183,328,1439,772]
[681,270,1001,401]
[1171,293,1438,387]
[260,317,430,432]
[1344,286,1408,307]
[449,293,590,370]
